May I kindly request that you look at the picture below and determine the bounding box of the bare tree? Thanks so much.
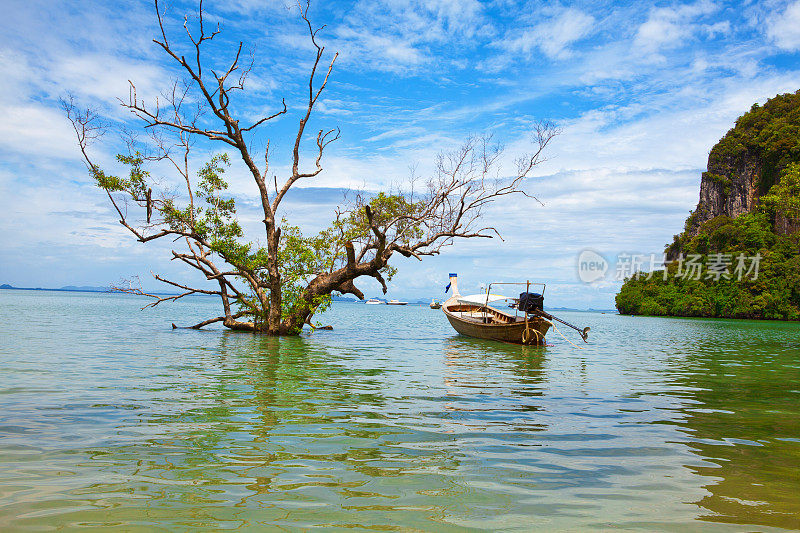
[64,0,558,334]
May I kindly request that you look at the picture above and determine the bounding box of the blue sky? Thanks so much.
[1,0,799,308]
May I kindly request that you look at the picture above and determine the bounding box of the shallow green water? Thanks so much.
[0,289,799,531]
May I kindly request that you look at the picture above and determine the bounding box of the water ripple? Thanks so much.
[0,290,798,530]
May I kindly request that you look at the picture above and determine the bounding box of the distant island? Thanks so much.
[616,90,800,320]
[1,285,614,313]
[0,284,110,293]
[0,284,363,304]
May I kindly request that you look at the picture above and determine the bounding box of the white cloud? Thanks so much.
[494,7,595,60]
[328,0,488,72]
[633,0,719,54]
[528,72,800,175]
[634,12,689,52]
[704,20,731,38]
[0,104,79,160]
[767,1,800,50]
[50,55,167,112]
[334,27,426,68]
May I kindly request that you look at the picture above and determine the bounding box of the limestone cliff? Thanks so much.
[689,150,761,234]
[667,90,800,259]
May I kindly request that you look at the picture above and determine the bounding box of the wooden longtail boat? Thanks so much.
[442,273,551,345]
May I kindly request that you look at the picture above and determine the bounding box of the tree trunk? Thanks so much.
[265,222,282,335]
[281,312,310,335]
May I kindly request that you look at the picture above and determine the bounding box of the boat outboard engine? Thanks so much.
[518,291,591,343]
[518,292,544,314]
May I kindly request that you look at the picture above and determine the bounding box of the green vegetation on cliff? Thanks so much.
[616,92,800,321]
[709,90,800,195]
[616,211,800,320]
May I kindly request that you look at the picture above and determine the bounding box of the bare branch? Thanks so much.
[110,274,221,310]
[63,0,557,336]
[184,311,247,329]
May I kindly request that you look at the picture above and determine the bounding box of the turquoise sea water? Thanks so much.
[0,289,799,531]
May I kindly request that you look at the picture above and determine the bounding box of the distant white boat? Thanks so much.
[365,298,383,305]
[386,299,408,305]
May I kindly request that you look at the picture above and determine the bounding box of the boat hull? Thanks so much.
[442,300,550,345]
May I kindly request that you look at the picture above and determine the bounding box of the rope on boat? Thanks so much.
[551,321,585,350]
[521,326,541,345]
